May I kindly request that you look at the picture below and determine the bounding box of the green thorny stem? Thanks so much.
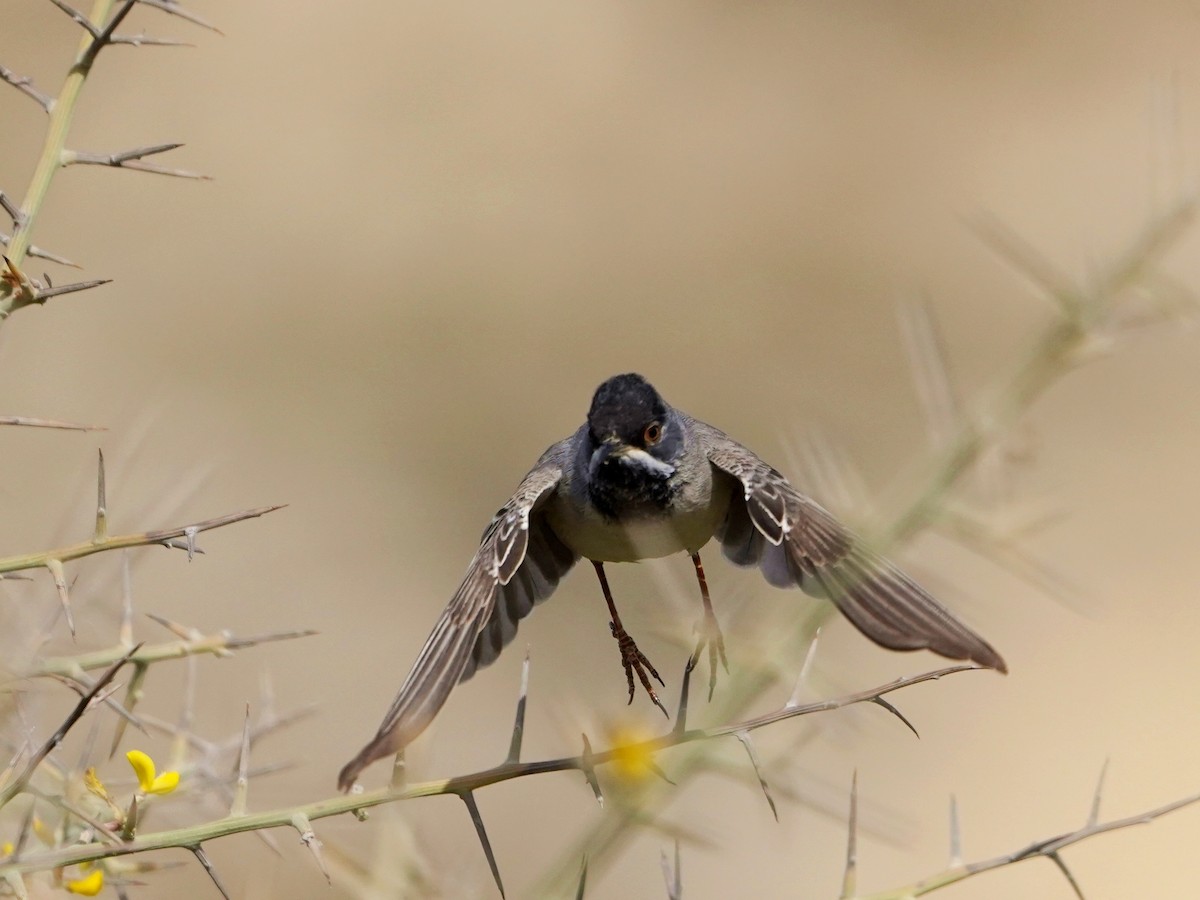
[0,0,126,320]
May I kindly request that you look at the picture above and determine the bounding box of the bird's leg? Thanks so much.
[688,551,729,701]
[591,560,668,718]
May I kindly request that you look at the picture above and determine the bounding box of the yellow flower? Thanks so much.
[64,868,104,895]
[83,767,111,803]
[1,841,12,857]
[607,722,658,782]
[125,750,179,795]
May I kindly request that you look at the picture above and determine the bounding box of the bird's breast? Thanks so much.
[546,465,732,563]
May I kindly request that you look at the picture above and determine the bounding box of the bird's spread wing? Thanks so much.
[338,449,576,791]
[692,418,1006,673]
[463,488,578,680]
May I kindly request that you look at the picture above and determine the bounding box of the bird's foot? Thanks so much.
[687,606,729,701]
[609,622,668,718]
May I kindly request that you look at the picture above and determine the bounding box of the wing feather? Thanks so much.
[692,418,1006,673]
[338,447,575,790]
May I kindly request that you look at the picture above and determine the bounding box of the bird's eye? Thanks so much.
[643,422,663,445]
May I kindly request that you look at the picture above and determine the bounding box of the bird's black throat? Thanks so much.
[586,457,677,521]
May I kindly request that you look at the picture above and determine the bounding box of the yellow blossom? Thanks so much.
[607,722,658,782]
[83,767,111,802]
[1,841,12,857]
[125,750,179,795]
[64,868,104,895]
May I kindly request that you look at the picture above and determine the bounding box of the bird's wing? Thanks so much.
[338,449,576,790]
[463,482,578,680]
[692,418,1006,673]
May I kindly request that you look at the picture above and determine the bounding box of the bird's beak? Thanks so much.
[589,438,675,480]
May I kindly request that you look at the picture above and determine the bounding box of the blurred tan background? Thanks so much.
[3,1,1200,897]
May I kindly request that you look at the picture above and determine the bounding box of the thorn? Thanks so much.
[734,730,778,822]
[389,749,406,792]
[965,211,1082,317]
[46,0,102,38]
[676,645,698,736]
[460,791,505,898]
[579,733,603,807]
[190,845,231,900]
[230,704,251,816]
[0,192,23,227]
[0,65,53,111]
[1047,850,1086,900]
[63,143,210,179]
[118,553,134,648]
[225,628,319,650]
[31,277,112,302]
[27,242,80,266]
[94,449,108,542]
[575,855,588,900]
[787,628,821,708]
[0,416,102,430]
[505,649,530,765]
[107,660,147,758]
[16,801,36,857]
[144,612,198,640]
[869,696,920,738]
[121,793,140,841]
[646,757,675,786]
[77,705,102,772]
[45,558,74,636]
[660,838,682,900]
[110,32,194,47]
[158,538,206,556]
[840,770,858,899]
[949,794,962,867]
[138,0,225,35]
[178,654,198,736]
[291,812,330,884]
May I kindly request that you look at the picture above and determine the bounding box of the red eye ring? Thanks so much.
[643,422,663,445]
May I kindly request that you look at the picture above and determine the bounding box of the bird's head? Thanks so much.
[585,373,681,487]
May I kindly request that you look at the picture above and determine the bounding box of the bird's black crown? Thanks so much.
[587,373,668,444]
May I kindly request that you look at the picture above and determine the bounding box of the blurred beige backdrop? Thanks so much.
[3,1,1200,897]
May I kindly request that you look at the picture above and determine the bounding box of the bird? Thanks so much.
[338,373,1005,790]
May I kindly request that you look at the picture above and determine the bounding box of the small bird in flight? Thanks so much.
[339,373,1005,790]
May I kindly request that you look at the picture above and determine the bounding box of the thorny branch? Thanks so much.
[0,505,285,576]
[0,646,140,808]
[0,0,212,321]
[25,628,320,681]
[847,766,1200,898]
[0,416,101,431]
[0,65,53,112]
[63,143,210,179]
[0,664,976,877]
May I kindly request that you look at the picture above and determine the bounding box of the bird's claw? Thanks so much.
[609,621,668,718]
